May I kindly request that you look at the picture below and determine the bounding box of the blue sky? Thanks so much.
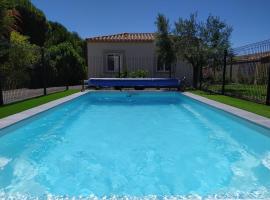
[32,0,270,47]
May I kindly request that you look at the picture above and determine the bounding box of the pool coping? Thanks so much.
[0,91,89,129]
[183,92,270,129]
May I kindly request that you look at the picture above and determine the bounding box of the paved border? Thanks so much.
[0,91,88,129]
[183,92,270,129]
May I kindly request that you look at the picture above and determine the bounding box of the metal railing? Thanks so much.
[0,45,84,105]
[200,39,270,104]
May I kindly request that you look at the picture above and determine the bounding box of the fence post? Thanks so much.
[41,47,47,95]
[81,80,85,91]
[266,66,270,105]
[199,65,203,90]
[221,50,227,95]
[229,55,233,82]
[118,55,121,78]
[0,70,3,105]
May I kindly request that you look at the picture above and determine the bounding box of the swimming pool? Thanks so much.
[0,91,270,199]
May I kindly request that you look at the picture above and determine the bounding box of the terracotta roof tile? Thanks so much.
[87,33,155,42]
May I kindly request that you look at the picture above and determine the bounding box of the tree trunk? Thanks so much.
[0,70,3,105]
[193,65,199,88]
[199,65,203,89]
[41,47,47,95]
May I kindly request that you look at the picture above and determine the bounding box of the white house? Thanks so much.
[86,33,193,84]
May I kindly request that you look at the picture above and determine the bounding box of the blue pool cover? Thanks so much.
[88,78,181,88]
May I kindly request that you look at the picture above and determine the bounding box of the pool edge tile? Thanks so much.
[183,92,270,129]
[0,91,89,129]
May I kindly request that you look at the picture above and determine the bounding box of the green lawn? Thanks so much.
[203,83,267,103]
[0,89,80,119]
[190,90,270,118]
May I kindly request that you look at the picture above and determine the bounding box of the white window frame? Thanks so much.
[106,53,122,72]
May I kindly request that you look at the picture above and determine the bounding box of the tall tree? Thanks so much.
[0,0,87,91]
[174,13,207,88]
[0,0,19,56]
[155,13,176,78]
[46,21,86,60]
[201,15,232,74]
[45,22,71,46]
[174,13,232,88]
[14,0,49,46]
[0,0,19,104]
[0,0,16,39]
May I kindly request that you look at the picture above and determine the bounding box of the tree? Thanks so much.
[47,42,86,88]
[2,31,40,88]
[44,22,87,87]
[45,21,86,61]
[0,0,19,60]
[0,0,20,104]
[13,0,49,46]
[174,13,232,88]
[174,13,207,88]
[45,22,72,46]
[155,13,176,78]
[0,0,16,39]
[0,0,86,96]
[201,15,232,75]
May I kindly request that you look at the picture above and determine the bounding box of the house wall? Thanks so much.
[87,41,193,85]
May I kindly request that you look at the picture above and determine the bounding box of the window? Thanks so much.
[107,54,121,72]
[157,56,171,72]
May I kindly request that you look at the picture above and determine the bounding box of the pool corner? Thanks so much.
[0,91,89,129]
[183,92,270,129]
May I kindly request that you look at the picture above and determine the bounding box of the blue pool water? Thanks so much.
[0,91,270,199]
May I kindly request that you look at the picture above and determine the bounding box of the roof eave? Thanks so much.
[86,39,155,43]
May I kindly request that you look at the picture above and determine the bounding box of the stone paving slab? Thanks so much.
[0,91,88,129]
[183,92,270,129]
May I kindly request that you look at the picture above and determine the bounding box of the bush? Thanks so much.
[2,31,40,89]
[118,69,149,78]
[129,69,148,78]
[47,42,86,86]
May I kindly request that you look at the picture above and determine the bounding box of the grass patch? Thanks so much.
[190,90,270,118]
[203,83,267,103]
[0,89,80,119]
